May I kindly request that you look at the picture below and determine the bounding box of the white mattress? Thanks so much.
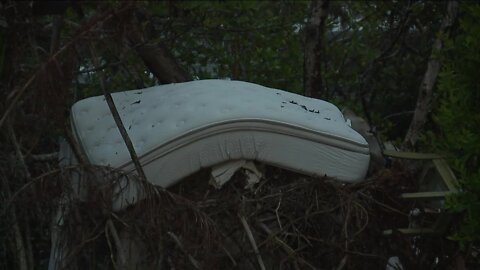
[71,80,370,185]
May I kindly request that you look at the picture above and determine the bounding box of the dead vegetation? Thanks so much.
[11,159,458,269]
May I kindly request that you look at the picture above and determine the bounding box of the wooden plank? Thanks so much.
[382,150,443,160]
[433,159,459,192]
[400,191,453,199]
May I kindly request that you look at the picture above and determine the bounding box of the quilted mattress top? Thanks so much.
[71,80,368,167]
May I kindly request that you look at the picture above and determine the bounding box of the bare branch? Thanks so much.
[89,43,148,182]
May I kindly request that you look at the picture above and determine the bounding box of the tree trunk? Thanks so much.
[135,43,192,84]
[122,6,192,84]
[403,0,458,148]
[304,0,329,99]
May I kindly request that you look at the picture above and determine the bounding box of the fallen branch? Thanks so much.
[89,43,148,183]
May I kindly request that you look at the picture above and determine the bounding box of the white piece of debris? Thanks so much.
[209,160,262,189]
[386,256,404,270]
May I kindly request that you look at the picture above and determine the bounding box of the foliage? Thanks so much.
[325,1,445,137]
[156,1,447,138]
[156,1,309,93]
[433,3,480,249]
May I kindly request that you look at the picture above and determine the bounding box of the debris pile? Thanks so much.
[49,160,460,269]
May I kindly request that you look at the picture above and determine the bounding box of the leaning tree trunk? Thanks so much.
[304,0,330,99]
[403,0,458,148]
[122,6,192,84]
[134,43,192,84]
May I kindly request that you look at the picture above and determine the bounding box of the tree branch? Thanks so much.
[89,43,148,182]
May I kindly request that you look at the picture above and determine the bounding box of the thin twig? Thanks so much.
[275,194,283,230]
[24,220,34,270]
[239,215,266,270]
[221,245,237,267]
[106,219,126,270]
[336,255,348,270]
[105,220,118,270]
[167,231,201,270]
[1,175,28,270]
[28,152,59,161]
[5,120,37,269]
[352,201,369,238]
[358,192,407,216]
[258,222,318,270]
[7,120,31,179]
